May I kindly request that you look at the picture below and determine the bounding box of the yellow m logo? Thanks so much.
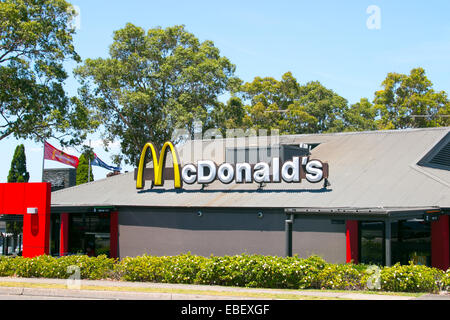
[136,141,182,189]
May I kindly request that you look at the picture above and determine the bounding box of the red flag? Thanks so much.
[44,141,79,168]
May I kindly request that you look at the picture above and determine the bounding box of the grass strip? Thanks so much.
[0,281,346,300]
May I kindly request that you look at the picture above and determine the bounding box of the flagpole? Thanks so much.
[41,141,45,182]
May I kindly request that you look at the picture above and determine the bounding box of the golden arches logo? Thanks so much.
[136,141,182,189]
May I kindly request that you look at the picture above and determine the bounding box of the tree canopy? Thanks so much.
[212,68,448,138]
[0,0,96,146]
[374,67,450,129]
[212,72,350,135]
[75,23,238,165]
[2,4,448,166]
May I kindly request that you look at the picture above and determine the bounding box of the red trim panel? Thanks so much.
[346,220,359,264]
[110,211,118,259]
[60,213,69,256]
[431,215,450,270]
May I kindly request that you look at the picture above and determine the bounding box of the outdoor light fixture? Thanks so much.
[197,211,203,217]
[257,212,264,219]
[26,207,38,215]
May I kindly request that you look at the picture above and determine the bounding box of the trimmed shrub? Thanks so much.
[116,253,207,283]
[0,253,447,294]
[317,263,364,290]
[380,263,444,293]
[0,256,19,276]
[114,255,167,282]
[440,269,450,291]
[194,254,327,289]
[0,255,115,280]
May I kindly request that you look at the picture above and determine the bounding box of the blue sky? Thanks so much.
[1,0,450,182]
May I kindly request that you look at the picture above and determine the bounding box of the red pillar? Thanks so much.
[0,183,51,258]
[110,211,118,259]
[60,213,69,256]
[346,220,359,264]
[431,215,450,270]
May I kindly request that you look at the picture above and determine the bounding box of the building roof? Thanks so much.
[51,127,450,211]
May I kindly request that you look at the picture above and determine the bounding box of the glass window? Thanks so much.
[391,219,431,266]
[0,216,23,256]
[359,221,384,266]
[359,219,432,267]
[68,212,110,257]
[50,214,60,256]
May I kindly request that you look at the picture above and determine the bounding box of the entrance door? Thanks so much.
[359,221,385,265]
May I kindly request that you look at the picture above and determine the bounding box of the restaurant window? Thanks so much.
[391,219,431,266]
[68,212,110,257]
[359,221,384,266]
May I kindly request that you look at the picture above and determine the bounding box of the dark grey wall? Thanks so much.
[118,207,346,263]
[292,218,346,263]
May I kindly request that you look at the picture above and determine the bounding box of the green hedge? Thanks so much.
[0,254,448,293]
[116,253,207,283]
[0,255,115,280]
[379,263,444,293]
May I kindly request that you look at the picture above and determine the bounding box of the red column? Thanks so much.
[110,211,118,259]
[431,215,450,270]
[0,183,51,258]
[60,213,69,256]
[346,220,359,264]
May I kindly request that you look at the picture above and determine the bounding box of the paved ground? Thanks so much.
[0,277,448,300]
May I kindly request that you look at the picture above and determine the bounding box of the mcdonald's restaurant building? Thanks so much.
[0,127,449,270]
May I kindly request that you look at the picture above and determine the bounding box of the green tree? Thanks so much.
[76,148,94,185]
[7,144,30,183]
[6,144,29,244]
[238,74,292,132]
[343,98,377,131]
[232,72,348,134]
[297,81,348,133]
[75,23,238,165]
[210,96,246,136]
[0,0,96,146]
[374,68,450,129]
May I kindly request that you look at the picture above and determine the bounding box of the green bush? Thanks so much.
[440,269,450,291]
[115,255,165,282]
[316,263,364,290]
[380,263,444,293]
[162,253,208,284]
[193,254,327,289]
[0,253,448,293]
[116,253,207,283]
[0,256,19,276]
[0,255,115,280]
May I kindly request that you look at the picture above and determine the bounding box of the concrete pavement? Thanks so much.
[0,277,448,300]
